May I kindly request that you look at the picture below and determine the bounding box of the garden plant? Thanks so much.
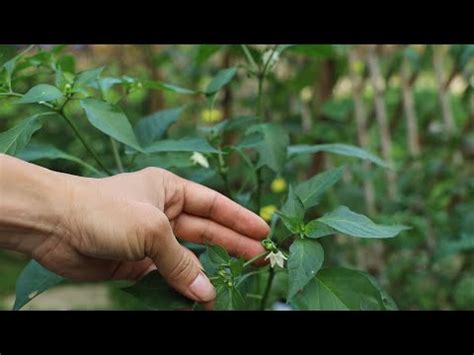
[1,44,472,310]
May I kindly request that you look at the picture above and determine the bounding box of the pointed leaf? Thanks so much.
[291,267,390,310]
[0,115,43,155]
[73,66,104,89]
[13,260,64,310]
[145,137,220,154]
[287,239,324,300]
[143,80,196,94]
[245,123,289,172]
[317,206,410,239]
[295,166,344,209]
[80,98,143,151]
[304,220,336,239]
[205,67,237,95]
[134,107,183,147]
[288,143,387,168]
[122,270,193,310]
[17,142,102,176]
[280,185,305,220]
[215,285,245,310]
[17,84,63,104]
[195,45,222,64]
[207,244,230,265]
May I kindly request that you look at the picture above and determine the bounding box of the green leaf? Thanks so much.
[291,267,389,310]
[80,98,143,151]
[17,142,102,176]
[122,270,193,310]
[295,166,344,209]
[236,131,264,149]
[1,45,34,83]
[54,67,69,91]
[16,84,63,104]
[13,260,64,311]
[199,116,258,136]
[215,284,245,310]
[73,66,104,89]
[57,55,76,73]
[436,234,474,259]
[0,115,44,155]
[195,45,222,64]
[207,244,230,265]
[205,67,237,95]
[145,137,220,154]
[229,258,245,277]
[280,185,305,219]
[143,80,196,95]
[363,273,398,310]
[245,123,289,172]
[278,214,304,234]
[134,107,183,147]
[288,143,388,168]
[287,239,324,300]
[304,220,336,239]
[317,206,410,239]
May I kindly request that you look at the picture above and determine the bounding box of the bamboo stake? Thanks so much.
[400,53,421,159]
[348,49,376,215]
[367,45,397,200]
[432,45,457,133]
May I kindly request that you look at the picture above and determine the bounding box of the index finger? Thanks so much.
[181,179,270,240]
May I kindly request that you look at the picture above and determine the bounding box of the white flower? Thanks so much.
[265,250,287,269]
[190,152,209,168]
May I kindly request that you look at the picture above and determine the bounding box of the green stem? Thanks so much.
[243,251,268,268]
[1,90,112,176]
[241,45,258,72]
[257,74,264,118]
[59,110,112,176]
[256,168,264,212]
[110,137,124,173]
[260,267,275,310]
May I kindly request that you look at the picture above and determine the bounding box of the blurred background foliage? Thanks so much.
[0,44,473,310]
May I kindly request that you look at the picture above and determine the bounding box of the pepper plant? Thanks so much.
[0,44,409,310]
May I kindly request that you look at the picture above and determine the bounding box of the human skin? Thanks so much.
[0,154,269,308]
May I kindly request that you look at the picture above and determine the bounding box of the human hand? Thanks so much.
[17,163,269,306]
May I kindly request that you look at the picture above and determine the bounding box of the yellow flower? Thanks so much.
[260,204,278,222]
[351,60,365,75]
[201,109,223,123]
[271,177,287,193]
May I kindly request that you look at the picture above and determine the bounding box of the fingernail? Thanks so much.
[189,272,216,302]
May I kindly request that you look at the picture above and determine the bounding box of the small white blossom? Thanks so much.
[190,152,209,168]
[265,250,287,269]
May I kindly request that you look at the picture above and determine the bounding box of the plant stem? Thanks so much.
[110,137,124,173]
[243,251,268,268]
[260,267,275,310]
[257,74,264,118]
[59,110,112,176]
[0,91,111,176]
[256,168,264,212]
[240,45,258,71]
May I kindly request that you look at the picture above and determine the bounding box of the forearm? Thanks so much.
[0,154,69,255]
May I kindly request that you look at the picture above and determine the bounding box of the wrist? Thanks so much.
[0,154,72,255]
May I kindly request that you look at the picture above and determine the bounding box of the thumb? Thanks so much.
[144,210,216,303]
